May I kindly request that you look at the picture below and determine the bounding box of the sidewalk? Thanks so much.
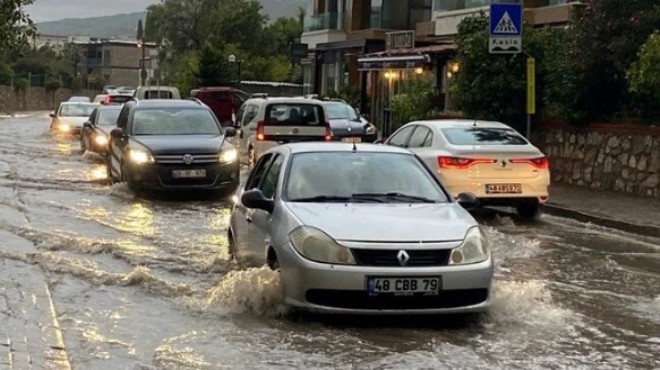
[0,257,71,370]
[543,183,660,238]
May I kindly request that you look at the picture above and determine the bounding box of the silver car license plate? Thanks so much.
[485,183,522,194]
[341,137,361,143]
[367,277,440,295]
[172,169,206,178]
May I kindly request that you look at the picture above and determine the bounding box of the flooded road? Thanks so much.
[0,113,658,369]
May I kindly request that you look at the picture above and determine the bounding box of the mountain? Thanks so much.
[36,0,305,39]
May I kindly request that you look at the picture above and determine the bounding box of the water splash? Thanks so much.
[197,266,285,316]
[488,280,571,327]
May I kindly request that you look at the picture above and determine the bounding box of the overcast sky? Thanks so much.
[26,0,158,22]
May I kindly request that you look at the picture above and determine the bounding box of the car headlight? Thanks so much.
[289,226,356,265]
[365,124,376,135]
[57,124,71,133]
[128,149,154,164]
[219,148,238,163]
[94,134,109,146]
[449,227,489,265]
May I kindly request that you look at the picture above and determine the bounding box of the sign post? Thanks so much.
[489,3,523,54]
[526,57,536,139]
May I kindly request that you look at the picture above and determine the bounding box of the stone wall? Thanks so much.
[534,124,660,198]
[0,85,98,113]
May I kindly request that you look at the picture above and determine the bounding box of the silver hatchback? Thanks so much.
[229,143,493,314]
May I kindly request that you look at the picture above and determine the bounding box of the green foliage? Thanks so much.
[45,77,61,92]
[0,63,13,85]
[13,77,28,92]
[390,76,435,129]
[569,0,660,120]
[326,84,360,108]
[0,0,35,52]
[195,44,233,86]
[627,32,660,116]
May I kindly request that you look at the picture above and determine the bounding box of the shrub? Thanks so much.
[0,64,13,85]
[14,77,29,92]
[326,84,360,108]
[45,77,62,92]
[390,75,435,129]
[627,32,660,118]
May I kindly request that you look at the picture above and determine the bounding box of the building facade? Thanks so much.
[300,0,586,136]
[74,39,160,88]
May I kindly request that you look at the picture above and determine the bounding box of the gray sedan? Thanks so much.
[229,143,493,314]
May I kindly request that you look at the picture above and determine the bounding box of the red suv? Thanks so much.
[192,87,249,127]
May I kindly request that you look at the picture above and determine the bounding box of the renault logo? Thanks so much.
[292,128,300,134]
[182,154,194,165]
[500,160,508,168]
[397,250,410,266]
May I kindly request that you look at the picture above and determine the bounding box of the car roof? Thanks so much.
[277,142,413,155]
[414,119,512,129]
[198,86,243,92]
[129,99,205,109]
[137,86,178,91]
[247,97,325,105]
[96,105,122,110]
[60,101,94,106]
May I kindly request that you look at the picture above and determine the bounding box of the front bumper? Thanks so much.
[124,160,240,191]
[278,242,493,315]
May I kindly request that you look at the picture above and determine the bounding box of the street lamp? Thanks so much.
[228,54,242,84]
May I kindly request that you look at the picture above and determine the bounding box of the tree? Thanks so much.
[627,32,660,118]
[45,77,61,108]
[0,0,35,53]
[195,44,232,86]
[569,0,660,120]
[0,63,13,85]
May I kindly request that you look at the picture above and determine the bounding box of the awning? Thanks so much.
[357,54,431,71]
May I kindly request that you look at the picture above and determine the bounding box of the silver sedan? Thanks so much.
[229,143,494,314]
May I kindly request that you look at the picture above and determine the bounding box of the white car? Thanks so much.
[384,120,550,219]
[49,102,96,136]
[232,96,332,166]
[229,142,493,314]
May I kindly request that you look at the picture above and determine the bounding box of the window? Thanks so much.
[432,0,489,12]
[233,92,248,104]
[422,131,433,147]
[58,104,95,117]
[264,103,324,126]
[131,108,221,136]
[259,155,284,199]
[117,106,130,129]
[144,90,173,99]
[387,126,415,147]
[441,127,529,145]
[235,105,246,126]
[211,92,230,102]
[243,105,259,126]
[245,154,273,190]
[97,109,121,126]
[324,102,359,120]
[407,126,432,148]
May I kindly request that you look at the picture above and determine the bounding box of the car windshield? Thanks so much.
[442,127,528,145]
[324,102,359,120]
[144,90,174,99]
[132,108,221,135]
[286,152,449,203]
[265,103,324,126]
[69,96,90,102]
[59,104,95,117]
[97,109,121,126]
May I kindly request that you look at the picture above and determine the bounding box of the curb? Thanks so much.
[541,203,660,238]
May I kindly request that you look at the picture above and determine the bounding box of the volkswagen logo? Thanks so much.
[397,250,410,266]
[182,154,194,165]
[292,128,300,134]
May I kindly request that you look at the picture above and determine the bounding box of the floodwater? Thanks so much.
[0,113,658,369]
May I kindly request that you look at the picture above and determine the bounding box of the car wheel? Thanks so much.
[227,231,236,261]
[516,202,540,221]
[267,248,279,271]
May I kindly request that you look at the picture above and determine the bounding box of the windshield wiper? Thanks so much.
[289,195,383,203]
[351,192,438,203]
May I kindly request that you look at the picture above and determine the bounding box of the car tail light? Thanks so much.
[256,120,265,141]
[324,122,333,141]
[437,156,494,169]
[510,157,549,169]
[103,96,111,105]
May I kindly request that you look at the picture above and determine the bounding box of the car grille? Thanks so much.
[154,153,218,164]
[351,249,451,267]
[305,289,488,310]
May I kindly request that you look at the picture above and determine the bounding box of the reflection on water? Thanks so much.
[84,164,108,182]
[118,203,155,236]
[55,141,73,155]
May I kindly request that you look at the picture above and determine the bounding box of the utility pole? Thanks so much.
[137,20,147,86]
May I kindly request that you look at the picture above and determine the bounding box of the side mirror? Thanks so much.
[224,127,237,138]
[374,139,385,145]
[110,128,124,139]
[456,192,479,211]
[49,113,56,118]
[241,189,274,213]
[83,121,92,128]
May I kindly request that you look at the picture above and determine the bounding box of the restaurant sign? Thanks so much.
[386,31,415,50]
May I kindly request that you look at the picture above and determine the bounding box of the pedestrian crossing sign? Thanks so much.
[489,3,523,54]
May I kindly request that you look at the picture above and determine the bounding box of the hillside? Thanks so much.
[36,0,305,39]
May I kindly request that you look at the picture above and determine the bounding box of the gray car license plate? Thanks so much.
[367,277,440,295]
[172,169,206,179]
[485,183,522,194]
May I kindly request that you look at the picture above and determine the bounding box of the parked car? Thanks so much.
[116,86,135,95]
[103,85,119,94]
[133,86,181,100]
[229,142,492,314]
[106,99,239,195]
[383,119,550,219]
[93,94,107,105]
[192,87,249,127]
[232,95,332,166]
[80,105,122,156]
[49,102,96,136]
[68,96,91,103]
[101,94,133,105]
[315,98,377,143]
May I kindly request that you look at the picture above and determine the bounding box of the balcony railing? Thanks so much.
[304,12,340,32]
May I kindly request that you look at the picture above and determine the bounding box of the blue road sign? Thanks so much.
[489,3,523,37]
